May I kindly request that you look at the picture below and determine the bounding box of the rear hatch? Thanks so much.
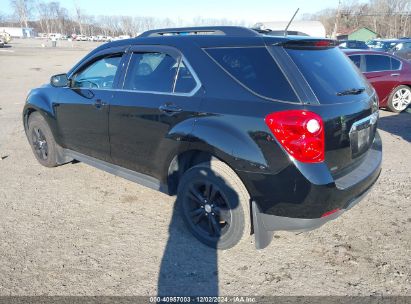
[271,39,379,175]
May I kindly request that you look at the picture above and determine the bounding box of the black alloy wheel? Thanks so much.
[31,127,49,161]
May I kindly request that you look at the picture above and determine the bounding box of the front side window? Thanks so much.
[72,55,122,89]
[124,52,178,93]
[205,47,299,102]
[365,55,391,72]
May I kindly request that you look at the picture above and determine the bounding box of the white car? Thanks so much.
[76,35,88,41]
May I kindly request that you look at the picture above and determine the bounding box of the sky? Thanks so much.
[0,0,342,23]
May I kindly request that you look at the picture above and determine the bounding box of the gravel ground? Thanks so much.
[0,39,410,296]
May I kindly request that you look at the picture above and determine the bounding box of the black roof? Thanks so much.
[96,26,333,50]
[138,26,260,38]
[72,26,336,74]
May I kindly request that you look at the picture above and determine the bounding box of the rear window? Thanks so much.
[205,47,299,102]
[284,47,370,104]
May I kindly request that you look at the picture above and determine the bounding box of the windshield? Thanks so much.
[284,46,372,104]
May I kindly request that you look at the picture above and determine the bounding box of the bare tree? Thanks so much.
[10,0,31,28]
[73,0,83,34]
[308,0,410,38]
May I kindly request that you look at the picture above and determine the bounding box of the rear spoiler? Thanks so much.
[275,39,338,49]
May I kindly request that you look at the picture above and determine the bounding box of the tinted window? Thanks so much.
[175,61,197,93]
[365,55,391,72]
[391,58,401,70]
[285,47,369,104]
[73,55,122,89]
[124,52,178,93]
[205,47,298,102]
[349,55,361,69]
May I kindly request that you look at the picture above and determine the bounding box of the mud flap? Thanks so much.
[56,144,73,165]
[252,201,274,250]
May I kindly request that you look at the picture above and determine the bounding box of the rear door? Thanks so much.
[109,45,202,179]
[363,54,401,103]
[55,48,126,161]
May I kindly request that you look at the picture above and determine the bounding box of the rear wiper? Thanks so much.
[336,87,365,96]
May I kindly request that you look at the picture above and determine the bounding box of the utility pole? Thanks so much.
[332,0,342,39]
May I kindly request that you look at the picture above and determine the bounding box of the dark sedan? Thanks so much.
[390,40,411,61]
[339,40,369,49]
[344,49,411,112]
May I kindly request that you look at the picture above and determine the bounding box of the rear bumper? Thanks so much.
[251,180,377,249]
[238,132,382,249]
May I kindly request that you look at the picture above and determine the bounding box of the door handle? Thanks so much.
[391,73,400,77]
[159,103,182,115]
[94,99,106,108]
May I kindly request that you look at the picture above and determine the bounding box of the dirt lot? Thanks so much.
[0,39,410,296]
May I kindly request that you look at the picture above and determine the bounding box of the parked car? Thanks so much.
[0,31,12,44]
[338,40,369,49]
[23,26,382,250]
[75,35,88,41]
[390,40,411,61]
[96,35,108,42]
[368,39,403,52]
[344,49,411,112]
[0,38,4,48]
[112,35,131,41]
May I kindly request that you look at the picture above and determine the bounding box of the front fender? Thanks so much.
[23,87,60,143]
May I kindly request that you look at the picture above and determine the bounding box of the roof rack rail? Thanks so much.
[139,26,260,38]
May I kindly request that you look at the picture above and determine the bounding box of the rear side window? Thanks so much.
[124,52,178,93]
[285,47,370,104]
[391,57,401,70]
[175,62,197,93]
[364,55,391,72]
[205,47,299,102]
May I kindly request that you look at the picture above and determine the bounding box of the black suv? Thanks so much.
[23,27,382,249]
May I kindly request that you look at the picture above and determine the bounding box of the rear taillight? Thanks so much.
[265,110,325,163]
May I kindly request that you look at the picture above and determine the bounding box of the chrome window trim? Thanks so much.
[120,51,202,97]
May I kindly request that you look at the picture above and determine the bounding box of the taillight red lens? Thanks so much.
[265,110,325,163]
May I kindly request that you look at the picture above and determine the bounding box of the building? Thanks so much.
[253,21,326,37]
[336,27,379,42]
[0,27,36,38]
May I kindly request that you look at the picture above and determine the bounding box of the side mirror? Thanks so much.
[50,73,69,87]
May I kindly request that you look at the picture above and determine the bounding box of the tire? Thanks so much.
[27,112,59,167]
[387,85,411,113]
[177,160,251,249]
